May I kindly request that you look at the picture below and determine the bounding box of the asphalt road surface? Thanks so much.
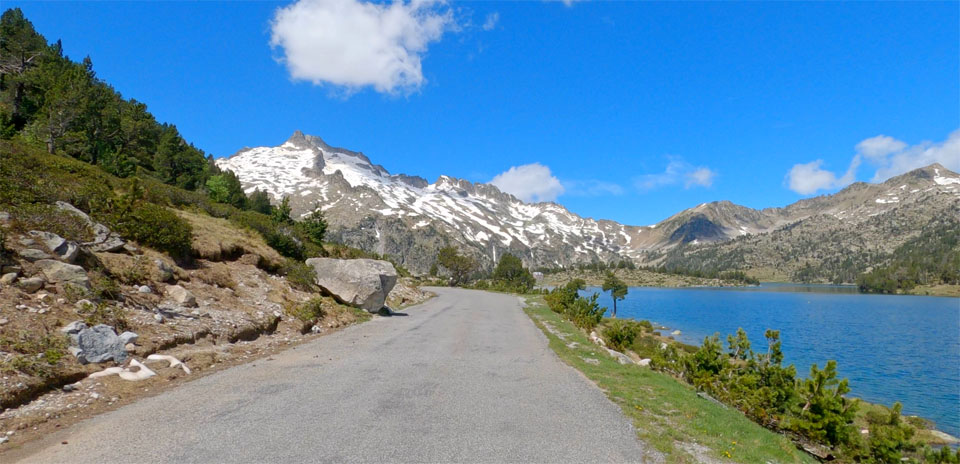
[14,287,659,463]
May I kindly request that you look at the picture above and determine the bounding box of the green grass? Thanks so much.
[522,296,816,464]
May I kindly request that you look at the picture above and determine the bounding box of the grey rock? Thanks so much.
[62,381,82,392]
[605,347,634,365]
[74,324,128,364]
[0,273,17,285]
[305,258,398,312]
[166,285,196,307]
[16,276,44,293]
[18,248,51,262]
[138,285,152,294]
[1,265,21,275]
[55,201,91,221]
[118,331,138,345]
[28,230,66,254]
[56,202,127,253]
[75,299,94,310]
[57,242,80,263]
[0,318,8,326]
[155,259,175,282]
[60,321,89,335]
[35,259,91,290]
[88,234,125,253]
[153,313,165,323]
[0,211,9,224]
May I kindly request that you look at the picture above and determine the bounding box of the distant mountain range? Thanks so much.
[217,131,960,279]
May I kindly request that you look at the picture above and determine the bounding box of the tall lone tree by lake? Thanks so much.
[602,271,628,318]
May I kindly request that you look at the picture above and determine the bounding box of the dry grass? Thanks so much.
[905,283,960,297]
[95,251,186,284]
[542,268,745,288]
[174,209,284,269]
[195,261,238,290]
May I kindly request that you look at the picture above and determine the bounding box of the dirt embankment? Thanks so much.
[0,209,431,450]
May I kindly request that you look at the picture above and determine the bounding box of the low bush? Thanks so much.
[284,259,317,292]
[564,293,605,331]
[78,301,130,332]
[107,203,193,258]
[8,203,93,242]
[544,279,585,314]
[89,271,122,300]
[0,328,69,377]
[287,298,326,324]
[264,228,306,260]
[602,320,642,352]
[116,257,149,285]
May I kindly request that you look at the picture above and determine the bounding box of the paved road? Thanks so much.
[15,288,658,463]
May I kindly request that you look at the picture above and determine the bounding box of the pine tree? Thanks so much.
[601,271,628,317]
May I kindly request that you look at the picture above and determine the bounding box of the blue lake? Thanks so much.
[582,284,960,437]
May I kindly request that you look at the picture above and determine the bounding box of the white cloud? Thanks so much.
[785,157,861,195]
[686,167,716,188]
[489,163,565,203]
[269,0,455,95]
[867,130,960,181]
[482,12,499,31]
[634,160,717,191]
[855,135,907,162]
[557,0,583,6]
[786,130,960,194]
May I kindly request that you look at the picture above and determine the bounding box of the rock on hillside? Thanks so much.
[306,258,398,312]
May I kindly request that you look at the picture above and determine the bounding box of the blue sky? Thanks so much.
[9,1,959,225]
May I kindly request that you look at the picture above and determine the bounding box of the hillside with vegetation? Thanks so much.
[527,285,960,463]
[646,166,960,295]
[0,8,431,447]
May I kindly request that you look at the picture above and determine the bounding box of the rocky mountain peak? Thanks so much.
[886,163,959,186]
[218,132,958,275]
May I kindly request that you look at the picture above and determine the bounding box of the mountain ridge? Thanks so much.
[217,131,960,276]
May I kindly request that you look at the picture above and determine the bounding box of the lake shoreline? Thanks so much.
[639,314,960,446]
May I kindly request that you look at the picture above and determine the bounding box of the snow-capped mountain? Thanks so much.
[217,131,652,272]
[217,131,960,275]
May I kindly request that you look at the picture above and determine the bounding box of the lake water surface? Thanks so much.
[582,284,960,437]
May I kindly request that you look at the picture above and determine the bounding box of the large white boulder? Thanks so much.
[306,258,398,312]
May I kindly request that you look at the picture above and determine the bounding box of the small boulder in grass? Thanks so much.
[118,331,139,345]
[166,285,197,307]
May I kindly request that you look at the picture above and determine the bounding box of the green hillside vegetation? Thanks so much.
[0,8,413,271]
[856,221,960,294]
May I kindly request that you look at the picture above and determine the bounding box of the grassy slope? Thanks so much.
[522,296,815,464]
